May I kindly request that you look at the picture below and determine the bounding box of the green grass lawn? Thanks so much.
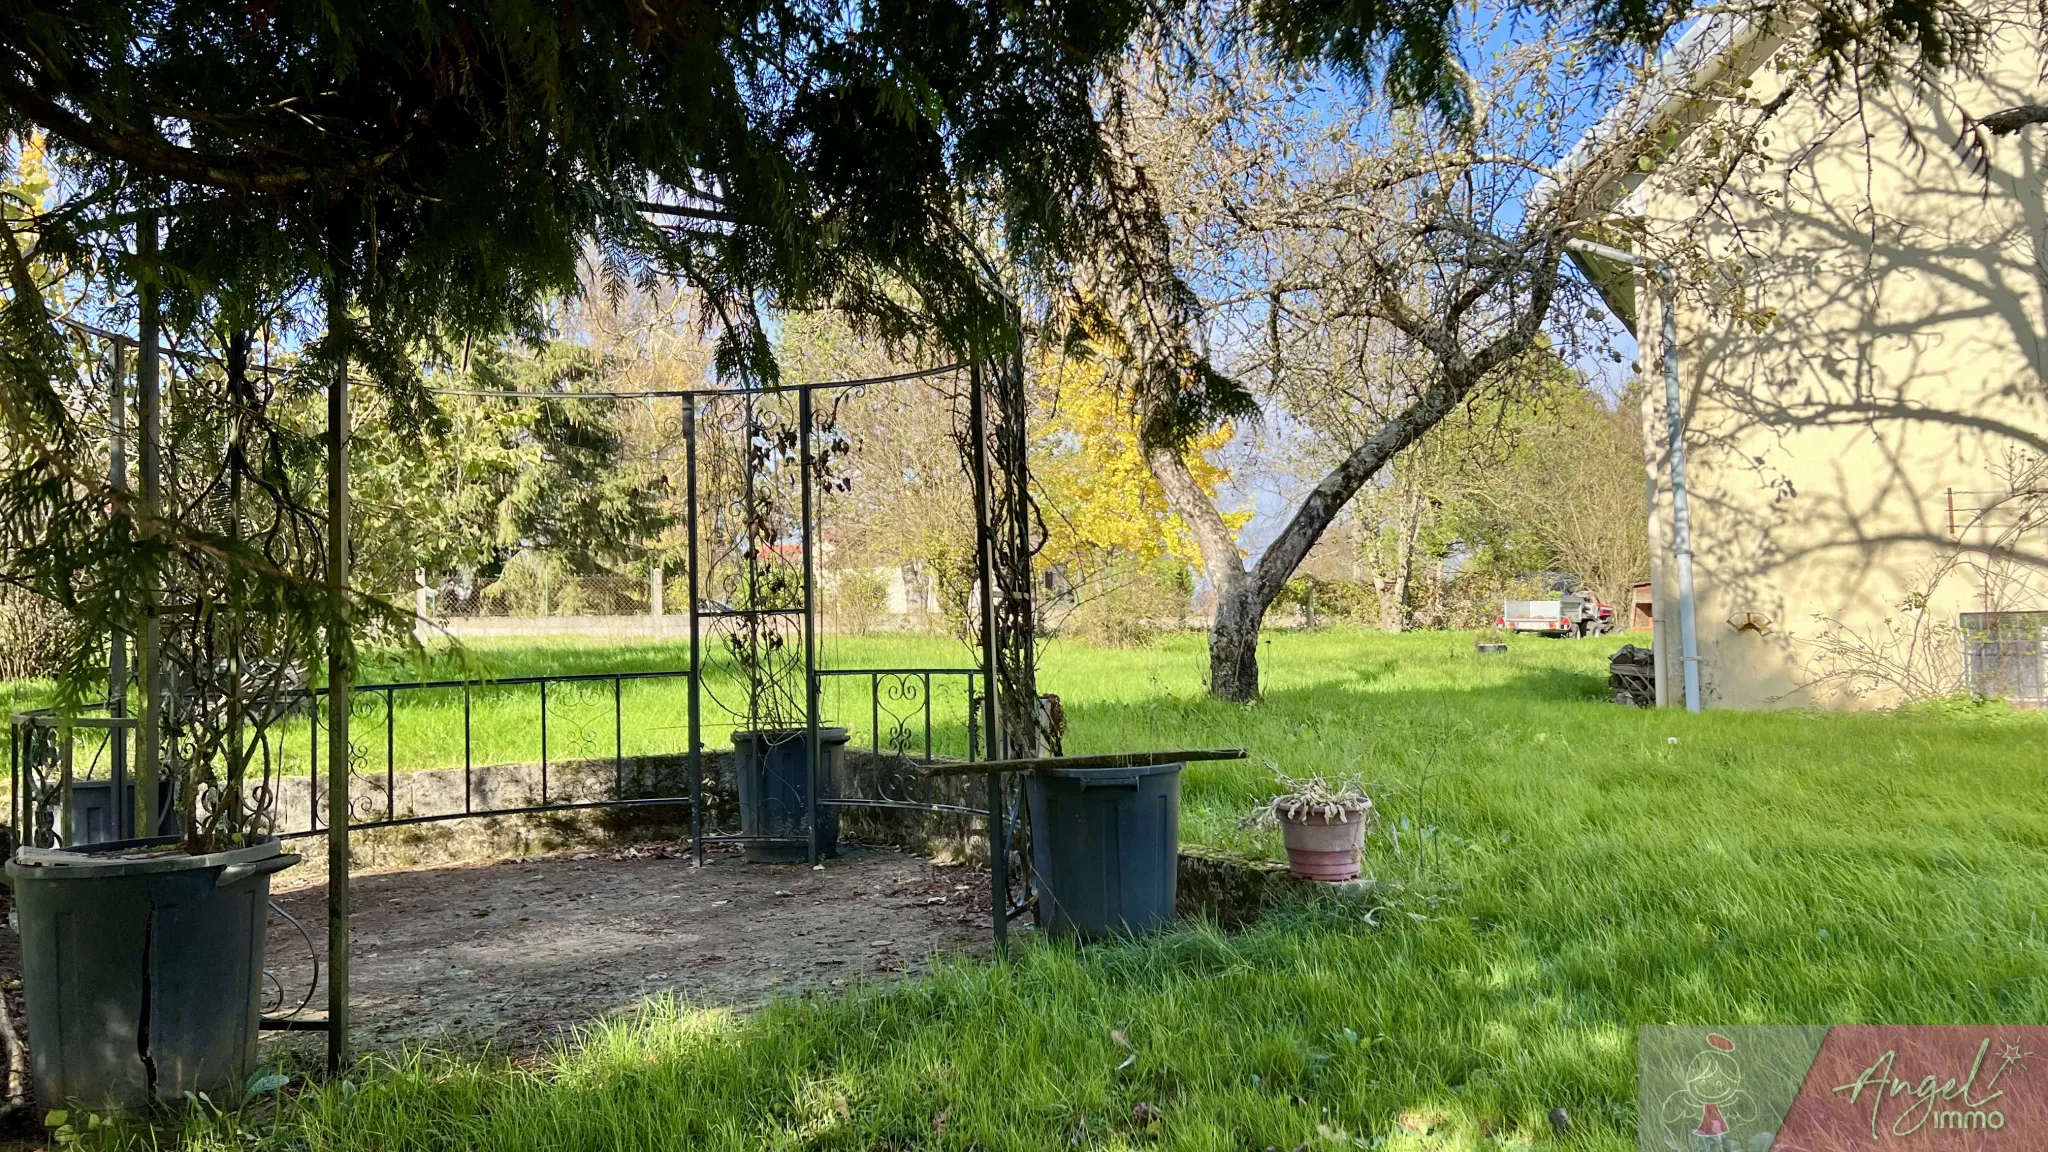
[87,628,2048,1150]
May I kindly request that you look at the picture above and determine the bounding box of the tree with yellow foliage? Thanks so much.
[1033,350,1244,644]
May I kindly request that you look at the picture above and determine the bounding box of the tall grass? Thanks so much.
[82,628,2048,1149]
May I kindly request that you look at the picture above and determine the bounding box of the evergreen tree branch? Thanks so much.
[1976,103,2048,135]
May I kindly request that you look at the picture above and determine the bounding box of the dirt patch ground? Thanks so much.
[263,841,995,1057]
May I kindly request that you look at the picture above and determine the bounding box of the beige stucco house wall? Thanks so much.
[1580,8,2047,707]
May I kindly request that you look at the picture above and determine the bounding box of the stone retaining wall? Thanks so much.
[266,747,986,881]
[264,753,1361,925]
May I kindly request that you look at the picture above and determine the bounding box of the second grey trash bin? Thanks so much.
[1024,762,1181,938]
[733,727,849,862]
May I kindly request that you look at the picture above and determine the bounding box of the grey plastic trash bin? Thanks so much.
[733,727,849,862]
[65,779,177,845]
[1025,762,1181,938]
[6,835,299,1110]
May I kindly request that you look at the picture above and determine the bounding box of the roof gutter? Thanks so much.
[1555,15,1784,332]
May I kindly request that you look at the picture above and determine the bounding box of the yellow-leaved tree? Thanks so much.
[1033,350,1245,645]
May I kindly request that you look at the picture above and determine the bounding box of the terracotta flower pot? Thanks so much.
[1276,803,1370,881]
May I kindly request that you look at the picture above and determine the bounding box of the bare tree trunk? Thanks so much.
[1208,585,1266,700]
[1375,488,1422,632]
[1145,371,1481,700]
[1143,443,1266,699]
[1429,552,1449,629]
[1376,573,1404,632]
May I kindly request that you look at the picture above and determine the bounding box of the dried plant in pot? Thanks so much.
[1264,774,1374,882]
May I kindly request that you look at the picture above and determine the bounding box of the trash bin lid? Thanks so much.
[1035,761,1184,783]
[8,834,284,880]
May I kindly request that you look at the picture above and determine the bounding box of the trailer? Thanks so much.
[1498,582,1616,638]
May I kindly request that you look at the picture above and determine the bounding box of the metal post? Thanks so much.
[225,391,247,836]
[1003,327,1037,756]
[969,361,1007,949]
[742,397,761,729]
[57,725,72,846]
[136,217,162,842]
[384,688,395,821]
[539,679,549,803]
[325,283,353,1073]
[108,340,130,838]
[1565,240,1701,712]
[1662,285,1703,713]
[684,396,703,865]
[799,388,821,866]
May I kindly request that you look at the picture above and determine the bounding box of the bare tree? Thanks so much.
[1071,25,1649,699]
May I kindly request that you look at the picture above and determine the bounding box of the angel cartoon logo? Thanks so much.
[1656,1034,1764,1152]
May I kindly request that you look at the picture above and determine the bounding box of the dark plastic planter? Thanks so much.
[65,779,177,846]
[732,728,849,863]
[1024,762,1181,939]
[5,835,299,1110]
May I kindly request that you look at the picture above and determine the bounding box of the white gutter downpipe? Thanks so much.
[1659,282,1702,712]
[1569,239,1703,712]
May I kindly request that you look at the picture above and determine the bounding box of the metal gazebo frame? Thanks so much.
[9,315,1043,1071]
[313,341,1045,1067]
